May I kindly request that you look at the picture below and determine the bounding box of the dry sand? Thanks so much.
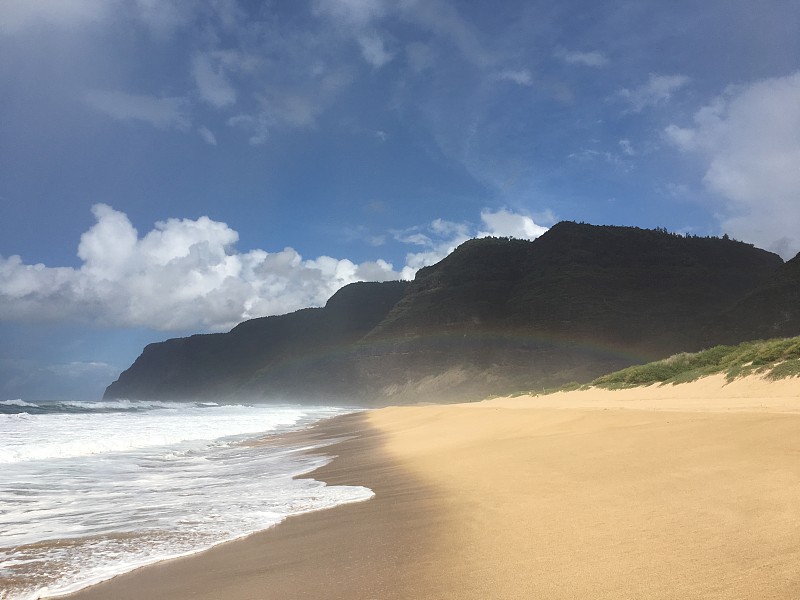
[63,374,800,599]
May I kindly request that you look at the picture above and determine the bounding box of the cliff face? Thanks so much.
[104,281,409,402]
[105,223,794,405]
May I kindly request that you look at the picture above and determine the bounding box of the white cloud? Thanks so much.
[227,113,271,144]
[209,0,245,31]
[568,146,631,171]
[0,0,113,34]
[430,218,470,239]
[0,0,199,36]
[665,72,800,258]
[0,205,400,331]
[357,31,394,67]
[312,0,389,28]
[192,54,237,108]
[554,47,608,67]
[499,69,533,86]
[404,0,493,68]
[313,0,491,68]
[399,236,464,279]
[477,208,548,239]
[198,126,217,145]
[619,73,690,112]
[227,68,353,142]
[0,206,554,331]
[85,90,190,130]
[47,361,118,379]
[263,93,317,127]
[619,139,635,156]
[311,1,395,68]
[396,232,434,246]
[133,0,192,36]
[394,209,549,279]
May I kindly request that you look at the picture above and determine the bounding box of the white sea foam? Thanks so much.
[0,402,372,600]
[0,403,301,463]
[0,399,38,408]
[58,399,185,410]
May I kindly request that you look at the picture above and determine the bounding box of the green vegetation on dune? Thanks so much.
[589,336,800,389]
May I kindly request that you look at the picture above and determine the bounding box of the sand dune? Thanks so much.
[64,374,800,599]
[485,373,800,412]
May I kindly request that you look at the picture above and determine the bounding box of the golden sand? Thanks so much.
[65,374,800,599]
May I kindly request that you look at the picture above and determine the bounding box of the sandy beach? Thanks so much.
[63,375,800,599]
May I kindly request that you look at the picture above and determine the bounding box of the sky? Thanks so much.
[2,0,800,400]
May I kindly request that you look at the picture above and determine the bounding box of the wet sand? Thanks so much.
[63,375,800,599]
[60,413,457,600]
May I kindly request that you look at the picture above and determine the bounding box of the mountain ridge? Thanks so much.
[105,222,797,404]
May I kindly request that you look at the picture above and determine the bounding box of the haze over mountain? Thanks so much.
[106,222,797,404]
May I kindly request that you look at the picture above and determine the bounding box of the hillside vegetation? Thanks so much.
[105,222,800,405]
[589,336,800,389]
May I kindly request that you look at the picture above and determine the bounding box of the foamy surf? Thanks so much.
[0,401,372,600]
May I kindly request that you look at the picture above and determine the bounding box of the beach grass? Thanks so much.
[590,336,800,390]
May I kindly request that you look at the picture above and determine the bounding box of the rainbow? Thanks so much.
[244,326,654,380]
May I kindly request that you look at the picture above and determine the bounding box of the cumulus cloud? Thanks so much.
[0,205,400,331]
[0,206,553,331]
[477,208,549,239]
[85,90,190,130]
[395,209,550,279]
[554,47,608,67]
[665,72,800,258]
[395,218,472,279]
[619,73,690,112]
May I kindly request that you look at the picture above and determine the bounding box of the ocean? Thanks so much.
[0,399,373,600]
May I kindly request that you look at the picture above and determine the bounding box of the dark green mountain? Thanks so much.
[705,252,800,344]
[105,222,795,404]
[104,281,409,401]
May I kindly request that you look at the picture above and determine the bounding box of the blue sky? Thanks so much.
[2,0,800,400]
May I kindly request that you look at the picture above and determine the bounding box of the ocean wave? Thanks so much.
[0,405,368,600]
[1,399,38,408]
[60,399,181,411]
[0,399,244,416]
[0,404,310,463]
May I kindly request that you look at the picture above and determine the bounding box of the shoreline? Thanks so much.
[61,375,800,599]
[59,411,450,600]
